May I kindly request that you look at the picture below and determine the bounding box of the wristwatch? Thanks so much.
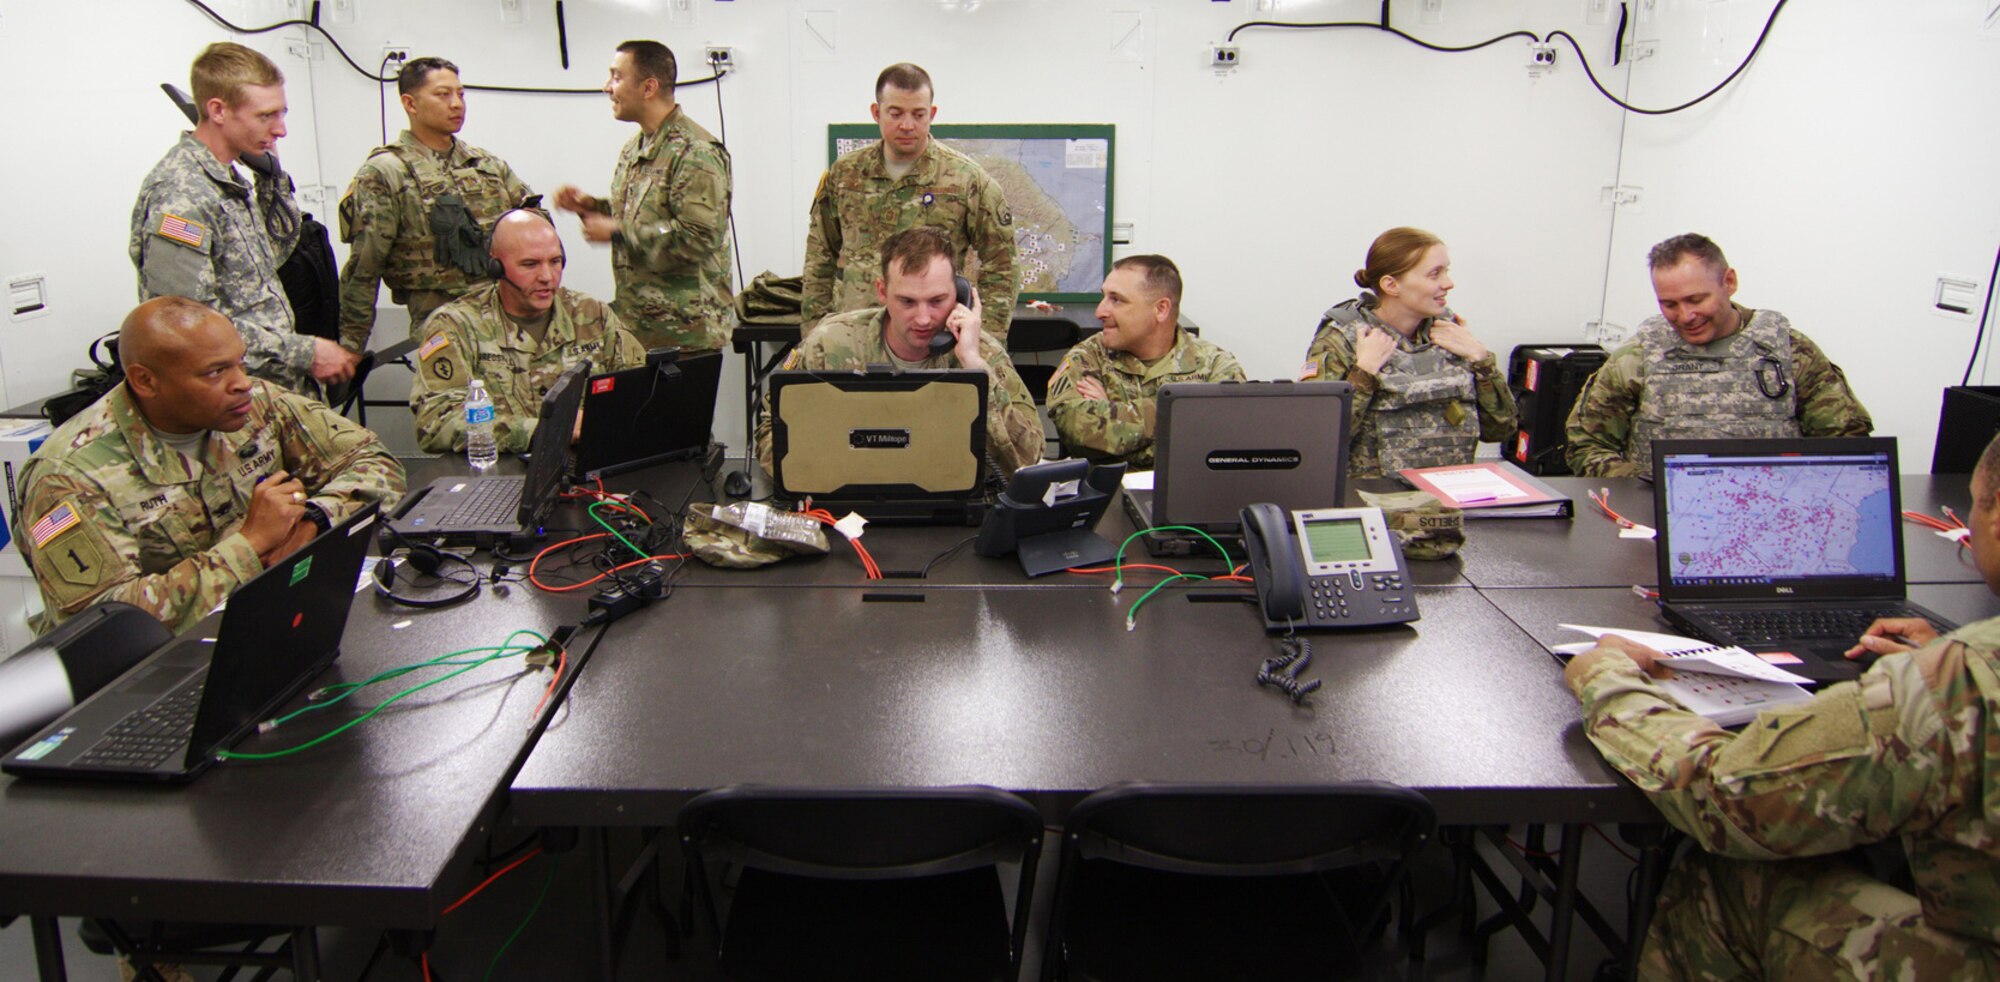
[302,502,331,534]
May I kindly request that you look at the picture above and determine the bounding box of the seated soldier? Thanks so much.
[1046,254,1245,469]
[1565,232,1871,478]
[410,210,646,453]
[17,297,404,634]
[754,226,1040,478]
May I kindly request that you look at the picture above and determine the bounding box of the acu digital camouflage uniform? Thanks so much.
[16,381,404,635]
[589,106,733,353]
[1564,305,1873,478]
[753,307,1041,478]
[336,130,539,351]
[1299,298,1517,478]
[410,282,647,453]
[1568,618,2000,980]
[131,133,312,394]
[1046,330,1246,470]
[802,139,1019,342]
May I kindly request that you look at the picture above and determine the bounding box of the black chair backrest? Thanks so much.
[1064,782,1436,877]
[679,784,1044,881]
[1007,316,1085,353]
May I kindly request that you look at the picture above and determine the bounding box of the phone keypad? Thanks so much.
[1308,573,1410,623]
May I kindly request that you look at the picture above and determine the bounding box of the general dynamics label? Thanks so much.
[1204,449,1301,470]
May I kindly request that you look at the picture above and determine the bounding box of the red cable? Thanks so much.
[530,641,569,720]
[527,531,685,592]
[441,846,546,916]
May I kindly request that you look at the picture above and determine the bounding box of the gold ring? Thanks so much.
[293,491,306,503]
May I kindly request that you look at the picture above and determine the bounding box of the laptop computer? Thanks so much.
[575,349,723,480]
[386,363,588,546]
[3,502,379,783]
[1122,381,1354,557]
[1652,437,1957,683]
[767,368,989,524]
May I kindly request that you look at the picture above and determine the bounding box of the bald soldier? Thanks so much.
[411,210,646,453]
[1565,430,2000,978]
[16,298,404,634]
[1047,255,1245,469]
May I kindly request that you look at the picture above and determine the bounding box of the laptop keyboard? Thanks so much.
[76,682,205,769]
[1702,607,1933,645]
[438,478,523,526]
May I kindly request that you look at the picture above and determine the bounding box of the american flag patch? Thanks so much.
[28,503,80,549]
[1299,360,1321,380]
[417,334,451,360]
[157,213,207,248]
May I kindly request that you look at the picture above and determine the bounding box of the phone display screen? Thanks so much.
[1302,517,1372,563]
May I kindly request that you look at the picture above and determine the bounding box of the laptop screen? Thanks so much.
[1655,438,1906,601]
[518,364,588,527]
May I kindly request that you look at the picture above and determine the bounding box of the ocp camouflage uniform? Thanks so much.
[1568,617,2000,980]
[1046,330,1246,469]
[802,139,1018,342]
[16,381,404,634]
[1298,298,1517,478]
[589,106,733,353]
[410,283,647,453]
[754,307,1041,478]
[131,133,312,394]
[336,131,539,352]
[1564,305,1873,478]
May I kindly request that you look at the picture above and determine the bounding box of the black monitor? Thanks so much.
[1934,386,2000,473]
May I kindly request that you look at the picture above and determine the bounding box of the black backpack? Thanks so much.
[280,212,341,342]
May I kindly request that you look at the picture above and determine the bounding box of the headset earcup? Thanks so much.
[408,545,446,578]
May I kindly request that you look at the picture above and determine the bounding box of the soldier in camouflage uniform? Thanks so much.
[17,298,403,635]
[1562,431,2000,980]
[411,212,646,453]
[336,57,540,353]
[801,62,1018,343]
[1299,228,1516,479]
[1047,255,1245,469]
[131,42,357,397]
[756,228,1040,479]
[1566,233,1871,478]
[554,41,732,354]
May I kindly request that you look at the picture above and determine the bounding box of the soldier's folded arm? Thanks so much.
[21,469,261,630]
[1048,368,1143,461]
[1564,352,1643,478]
[623,147,730,271]
[269,388,406,517]
[1790,331,1875,437]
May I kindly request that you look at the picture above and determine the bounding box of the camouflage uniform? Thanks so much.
[1298,299,1517,478]
[335,130,538,352]
[1568,618,2000,979]
[1565,305,1873,478]
[410,282,646,453]
[131,133,311,393]
[802,139,1018,342]
[588,106,733,353]
[16,381,404,634]
[753,307,1041,478]
[1046,330,1246,469]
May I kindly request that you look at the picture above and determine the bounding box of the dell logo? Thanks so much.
[1775,587,1795,594]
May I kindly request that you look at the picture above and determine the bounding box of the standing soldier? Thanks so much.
[802,63,1019,343]
[554,40,733,355]
[131,42,357,395]
[336,56,541,353]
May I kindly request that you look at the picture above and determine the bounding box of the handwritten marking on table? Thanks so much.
[1208,729,1336,761]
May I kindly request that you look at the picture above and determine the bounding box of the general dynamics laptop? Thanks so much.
[3,503,378,782]
[767,368,989,524]
[1122,381,1354,557]
[1653,437,1955,683]
[387,363,587,546]
[575,349,723,479]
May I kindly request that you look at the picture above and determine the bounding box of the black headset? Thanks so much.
[372,525,481,609]
[485,208,567,283]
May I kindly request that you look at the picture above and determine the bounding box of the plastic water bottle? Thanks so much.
[464,379,497,472]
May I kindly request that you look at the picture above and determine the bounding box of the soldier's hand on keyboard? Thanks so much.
[1845,618,1938,660]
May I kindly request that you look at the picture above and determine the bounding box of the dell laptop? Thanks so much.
[1122,381,1354,557]
[1652,437,1956,683]
[767,368,990,524]
[4,502,379,782]
[576,349,723,479]
[387,363,588,546]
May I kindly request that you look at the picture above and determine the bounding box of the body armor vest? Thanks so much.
[1323,300,1479,474]
[1629,309,1798,476]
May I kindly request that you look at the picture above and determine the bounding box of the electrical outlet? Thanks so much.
[379,45,409,72]
[1421,0,1444,25]
[705,46,736,71]
[1527,43,1557,72]
[1208,44,1240,71]
[1584,0,1611,25]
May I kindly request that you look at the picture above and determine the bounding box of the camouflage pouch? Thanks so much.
[684,501,830,568]
[1356,489,1465,561]
[430,194,490,276]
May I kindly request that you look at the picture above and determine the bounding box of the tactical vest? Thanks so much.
[359,143,516,295]
[1628,309,1798,476]
[1322,301,1479,474]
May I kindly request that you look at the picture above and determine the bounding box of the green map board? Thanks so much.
[826,124,1115,303]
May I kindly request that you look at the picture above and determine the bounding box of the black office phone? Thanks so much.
[1240,503,1419,632]
[929,275,975,356]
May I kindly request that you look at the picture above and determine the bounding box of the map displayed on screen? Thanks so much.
[831,125,1114,299]
[1663,458,1896,582]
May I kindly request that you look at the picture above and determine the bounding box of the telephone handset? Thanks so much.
[1240,503,1419,632]
[930,275,975,357]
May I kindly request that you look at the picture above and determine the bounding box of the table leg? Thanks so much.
[289,926,323,982]
[592,827,615,982]
[1544,825,1584,982]
[1623,824,1672,979]
[30,915,67,982]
